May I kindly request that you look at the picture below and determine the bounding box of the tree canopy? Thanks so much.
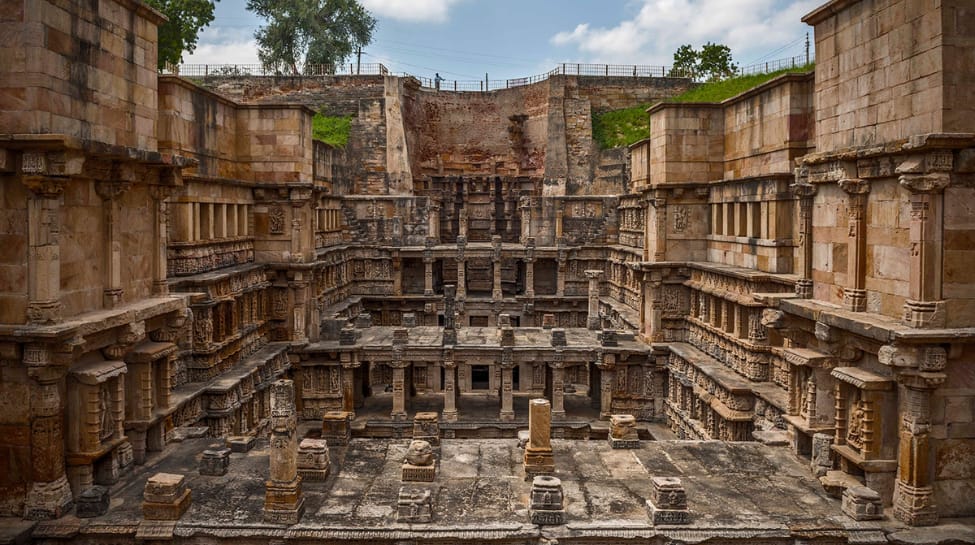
[668,42,738,81]
[247,0,376,75]
[146,0,218,70]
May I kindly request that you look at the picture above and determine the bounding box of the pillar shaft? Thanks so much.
[24,177,65,324]
[839,179,870,312]
[391,364,407,420]
[551,363,565,419]
[23,344,73,520]
[442,361,457,422]
[500,365,514,421]
[585,270,603,330]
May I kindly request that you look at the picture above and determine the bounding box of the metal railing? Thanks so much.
[163,54,813,91]
[737,54,813,77]
[162,62,390,77]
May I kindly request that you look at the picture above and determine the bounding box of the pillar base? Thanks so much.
[524,448,555,480]
[264,478,305,525]
[391,411,408,422]
[795,279,813,299]
[500,410,515,422]
[552,410,566,421]
[902,299,946,329]
[843,288,866,312]
[442,409,457,423]
[587,317,601,330]
[24,476,74,520]
[893,482,938,526]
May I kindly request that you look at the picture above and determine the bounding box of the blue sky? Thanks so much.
[184,0,821,82]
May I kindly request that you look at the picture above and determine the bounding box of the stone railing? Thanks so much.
[168,238,255,277]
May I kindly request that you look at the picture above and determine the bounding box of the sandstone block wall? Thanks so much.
[159,77,314,185]
[805,0,975,151]
[0,0,162,150]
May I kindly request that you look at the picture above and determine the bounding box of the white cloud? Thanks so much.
[549,0,820,67]
[359,0,463,23]
[183,38,261,66]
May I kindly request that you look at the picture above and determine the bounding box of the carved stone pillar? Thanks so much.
[519,196,532,243]
[893,370,945,526]
[458,208,468,239]
[838,178,870,312]
[442,352,457,422]
[649,196,667,262]
[428,201,440,243]
[596,352,615,419]
[455,238,467,300]
[792,173,816,298]
[23,176,65,324]
[555,207,564,243]
[392,254,403,296]
[524,237,535,298]
[646,277,663,342]
[550,352,565,420]
[390,346,408,421]
[585,269,604,330]
[149,175,179,296]
[23,343,73,520]
[290,277,309,343]
[500,349,514,421]
[423,252,434,296]
[264,379,305,524]
[97,169,135,308]
[492,235,503,301]
[556,250,566,297]
[340,352,358,418]
[899,171,949,328]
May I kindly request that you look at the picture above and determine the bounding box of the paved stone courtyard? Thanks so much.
[39,437,892,539]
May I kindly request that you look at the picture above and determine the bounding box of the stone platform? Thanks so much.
[11,437,970,544]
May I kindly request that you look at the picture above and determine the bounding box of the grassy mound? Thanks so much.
[312,113,352,147]
[592,63,814,149]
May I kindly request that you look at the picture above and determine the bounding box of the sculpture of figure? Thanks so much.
[405,440,434,466]
[847,400,865,448]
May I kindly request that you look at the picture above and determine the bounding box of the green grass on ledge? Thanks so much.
[312,113,352,147]
[592,63,814,149]
[669,63,814,103]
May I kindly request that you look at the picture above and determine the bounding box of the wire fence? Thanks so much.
[164,54,813,92]
[162,62,390,77]
[737,54,813,77]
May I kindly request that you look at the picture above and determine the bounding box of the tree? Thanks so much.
[146,0,218,70]
[248,0,376,75]
[668,42,738,81]
[698,42,738,81]
[669,44,698,79]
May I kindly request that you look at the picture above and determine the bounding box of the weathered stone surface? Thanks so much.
[200,448,231,477]
[75,486,109,518]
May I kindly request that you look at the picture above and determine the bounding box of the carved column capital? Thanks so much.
[22,176,66,199]
[838,178,870,195]
[898,172,950,194]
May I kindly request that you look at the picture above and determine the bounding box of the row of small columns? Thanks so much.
[794,158,948,327]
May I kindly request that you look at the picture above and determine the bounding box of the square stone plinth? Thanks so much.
[297,439,331,482]
[609,437,640,449]
[397,485,433,523]
[76,486,109,518]
[144,473,187,503]
[143,489,191,521]
[200,448,231,476]
[413,412,440,446]
[227,436,256,453]
[843,486,884,521]
[322,411,352,446]
[647,500,690,525]
[402,463,436,482]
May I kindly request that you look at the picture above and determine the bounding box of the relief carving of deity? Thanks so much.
[846,399,866,449]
